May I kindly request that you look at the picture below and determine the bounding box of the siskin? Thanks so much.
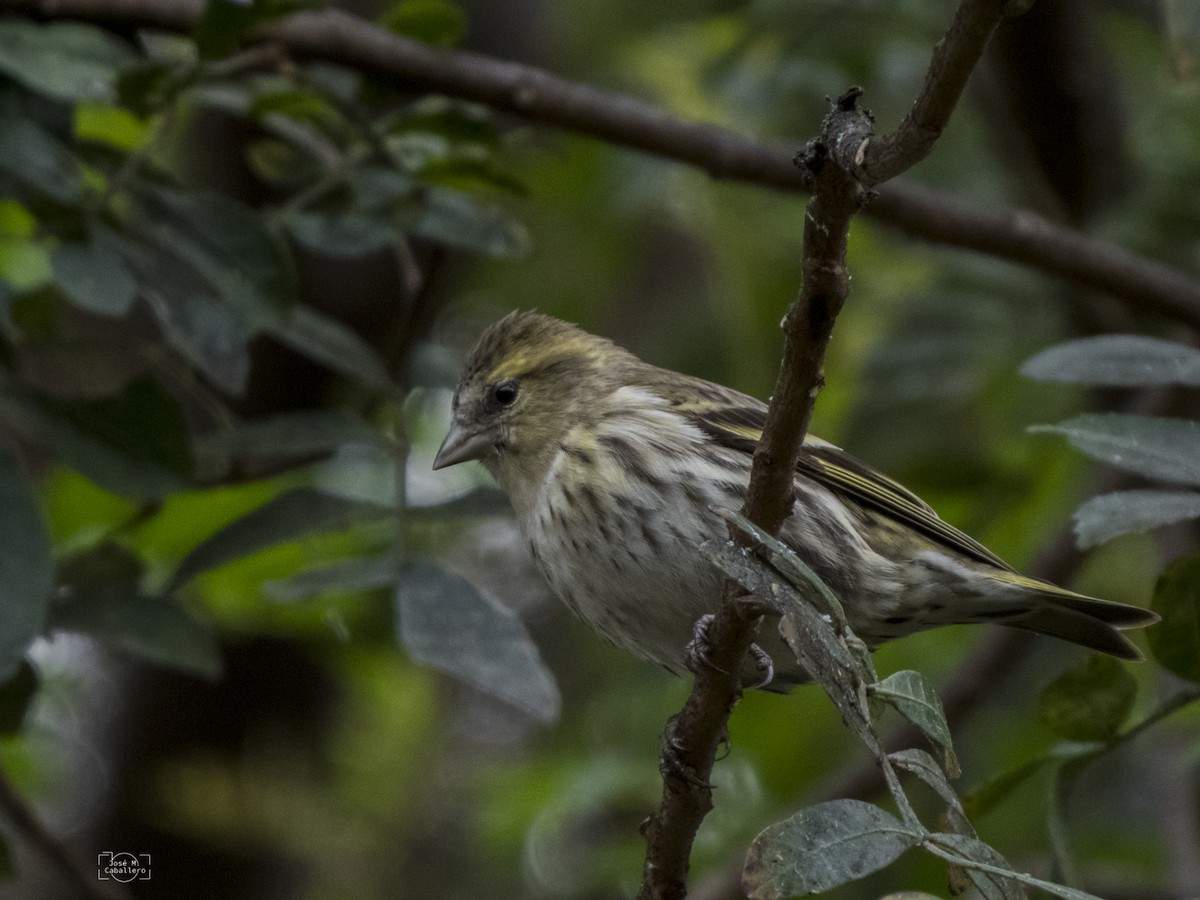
[434,311,1158,690]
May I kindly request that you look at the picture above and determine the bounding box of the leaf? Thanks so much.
[136,186,295,326]
[396,560,560,722]
[42,376,192,478]
[741,800,921,898]
[0,383,189,502]
[108,230,252,395]
[284,212,401,258]
[0,440,55,678]
[1021,335,1200,387]
[51,227,138,316]
[1072,489,1200,549]
[195,409,388,480]
[380,0,467,47]
[1038,655,1137,741]
[889,748,973,835]
[265,304,395,391]
[192,0,318,59]
[49,544,220,679]
[704,539,876,750]
[962,744,1094,820]
[1148,553,1200,682]
[265,554,399,602]
[1031,413,1200,487]
[0,661,39,735]
[871,670,960,778]
[0,20,131,102]
[166,487,394,593]
[411,186,530,257]
[925,833,1027,900]
[0,109,84,205]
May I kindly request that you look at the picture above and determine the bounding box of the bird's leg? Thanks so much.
[658,713,719,789]
[685,613,775,690]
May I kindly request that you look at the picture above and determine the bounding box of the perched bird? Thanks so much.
[434,311,1157,691]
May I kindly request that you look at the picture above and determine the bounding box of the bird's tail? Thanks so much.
[985,573,1159,660]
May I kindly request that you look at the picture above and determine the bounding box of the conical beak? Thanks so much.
[433,419,492,470]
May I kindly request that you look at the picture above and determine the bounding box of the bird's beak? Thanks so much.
[433,419,492,470]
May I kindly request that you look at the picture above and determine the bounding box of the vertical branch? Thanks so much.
[638,2,1024,898]
[637,89,873,900]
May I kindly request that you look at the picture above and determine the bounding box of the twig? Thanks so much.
[859,0,1028,183]
[0,769,134,900]
[6,0,1200,327]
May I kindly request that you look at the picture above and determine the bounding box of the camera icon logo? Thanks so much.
[97,852,151,883]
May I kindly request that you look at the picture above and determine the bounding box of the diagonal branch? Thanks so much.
[7,0,1200,328]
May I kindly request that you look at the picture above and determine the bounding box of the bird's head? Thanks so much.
[434,311,634,494]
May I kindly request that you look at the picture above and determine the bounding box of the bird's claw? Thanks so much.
[686,613,776,690]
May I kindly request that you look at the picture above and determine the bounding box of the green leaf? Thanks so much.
[0,661,39,735]
[49,544,220,679]
[195,409,388,480]
[1021,335,1200,387]
[265,304,395,391]
[396,560,560,722]
[51,227,137,316]
[107,228,253,394]
[742,800,921,898]
[962,744,1093,820]
[0,109,84,205]
[1148,553,1200,682]
[1031,413,1200,487]
[889,748,972,835]
[704,539,876,750]
[0,385,188,502]
[137,186,295,325]
[380,0,467,47]
[166,487,394,593]
[284,212,401,258]
[193,0,318,59]
[42,377,192,479]
[924,833,1027,900]
[265,554,398,602]
[411,187,530,257]
[1072,489,1200,549]
[0,440,55,678]
[871,670,960,778]
[0,20,131,102]
[74,102,150,152]
[1038,655,1137,741]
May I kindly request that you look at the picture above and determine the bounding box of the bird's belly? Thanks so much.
[526,498,723,674]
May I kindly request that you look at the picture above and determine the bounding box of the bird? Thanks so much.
[433,311,1158,691]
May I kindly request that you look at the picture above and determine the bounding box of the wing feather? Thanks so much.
[672,389,1013,572]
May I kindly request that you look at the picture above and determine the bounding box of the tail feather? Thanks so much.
[998,580,1159,660]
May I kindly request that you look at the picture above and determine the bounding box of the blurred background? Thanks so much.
[0,0,1198,898]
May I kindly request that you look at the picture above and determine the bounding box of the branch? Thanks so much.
[0,770,134,900]
[8,0,1200,329]
[638,5,1020,895]
[858,0,1028,183]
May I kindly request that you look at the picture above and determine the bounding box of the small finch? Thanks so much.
[434,311,1157,690]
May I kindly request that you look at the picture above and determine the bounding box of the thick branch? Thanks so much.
[7,0,1200,328]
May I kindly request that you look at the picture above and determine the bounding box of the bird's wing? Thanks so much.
[676,391,1015,573]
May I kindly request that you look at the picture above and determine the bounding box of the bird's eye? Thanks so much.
[491,380,519,407]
